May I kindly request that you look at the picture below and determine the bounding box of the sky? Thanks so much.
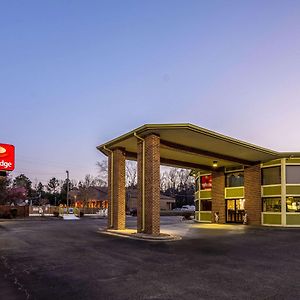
[1,0,300,184]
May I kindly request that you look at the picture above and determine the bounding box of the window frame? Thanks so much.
[286,196,300,212]
[200,199,212,211]
[262,197,282,212]
[225,171,244,188]
[261,166,281,186]
[286,165,300,184]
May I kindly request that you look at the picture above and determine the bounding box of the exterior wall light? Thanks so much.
[213,161,218,168]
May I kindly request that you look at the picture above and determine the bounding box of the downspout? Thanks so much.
[103,145,114,228]
[134,133,145,232]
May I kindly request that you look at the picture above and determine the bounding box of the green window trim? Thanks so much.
[286,158,300,164]
[262,213,282,225]
[286,214,300,226]
[286,185,300,195]
[199,190,212,199]
[225,187,244,199]
[199,211,212,222]
[261,159,281,167]
[262,185,281,196]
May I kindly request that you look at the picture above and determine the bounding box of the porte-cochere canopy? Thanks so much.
[97,123,281,171]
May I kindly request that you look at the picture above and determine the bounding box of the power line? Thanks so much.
[17,154,101,169]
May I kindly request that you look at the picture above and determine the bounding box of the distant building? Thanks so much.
[70,187,108,209]
[126,188,175,211]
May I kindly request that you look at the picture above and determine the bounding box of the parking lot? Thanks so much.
[1,216,300,300]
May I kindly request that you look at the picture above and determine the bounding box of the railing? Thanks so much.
[29,206,59,216]
[29,206,107,216]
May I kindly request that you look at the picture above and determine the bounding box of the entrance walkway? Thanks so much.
[104,216,249,241]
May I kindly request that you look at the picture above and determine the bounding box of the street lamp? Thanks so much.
[66,170,69,212]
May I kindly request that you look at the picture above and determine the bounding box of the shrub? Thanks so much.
[10,208,18,218]
[53,211,59,217]
[2,211,11,219]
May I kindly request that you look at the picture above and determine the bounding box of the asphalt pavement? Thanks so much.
[1,216,300,300]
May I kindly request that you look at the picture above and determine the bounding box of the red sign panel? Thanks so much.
[0,144,15,171]
[201,175,212,190]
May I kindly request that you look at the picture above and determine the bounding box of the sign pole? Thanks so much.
[66,170,69,214]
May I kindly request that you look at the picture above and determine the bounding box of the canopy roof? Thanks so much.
[97,123,288,171]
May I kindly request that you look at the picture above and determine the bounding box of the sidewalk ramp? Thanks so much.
[63,214,80,220]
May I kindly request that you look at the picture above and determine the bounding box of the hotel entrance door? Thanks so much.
[226,199,245,223]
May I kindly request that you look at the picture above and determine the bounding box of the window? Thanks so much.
[226,172,244,187]
[195,200,200,211]
[200,200,212,211]
[195,177,200,192]
[286,166,300,184]
[200,175,212,190]
[262,166,281,185]
[263,197,281,212]
[286,197,300,212]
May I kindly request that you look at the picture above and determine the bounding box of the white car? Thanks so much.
[181,205,195,211]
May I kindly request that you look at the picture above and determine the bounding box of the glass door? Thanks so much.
[226,199,245,223]
[226,200,236,223]
[235,199,245,223]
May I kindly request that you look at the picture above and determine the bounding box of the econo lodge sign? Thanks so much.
[0,144,15,171]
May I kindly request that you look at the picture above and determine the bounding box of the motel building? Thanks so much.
[97,124,300,236]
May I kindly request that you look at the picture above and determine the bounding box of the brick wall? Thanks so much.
[244,164,261,225]
[0,205,29,218]
[212,170,225,223]
[144,134,160,235]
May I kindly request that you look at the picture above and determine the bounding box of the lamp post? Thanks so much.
[66,170,69,213]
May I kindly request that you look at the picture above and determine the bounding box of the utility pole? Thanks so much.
[66,170,69,212]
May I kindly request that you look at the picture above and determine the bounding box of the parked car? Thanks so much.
[181,205,195,211]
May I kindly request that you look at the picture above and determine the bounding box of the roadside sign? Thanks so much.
[0,143,15,171]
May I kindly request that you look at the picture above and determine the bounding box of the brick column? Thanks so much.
[244,164,261,225]
[211,170,225,223]
[137,140,143,233]
[107,148,126,230]
[137,134,160,235]
[107,154,113,228]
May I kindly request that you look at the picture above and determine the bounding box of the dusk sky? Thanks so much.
[1,0,300,184]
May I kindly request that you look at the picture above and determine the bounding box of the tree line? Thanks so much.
[0,160,195,207]
[0,173,102,206]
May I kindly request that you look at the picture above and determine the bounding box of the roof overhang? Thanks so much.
[97,124,281,171]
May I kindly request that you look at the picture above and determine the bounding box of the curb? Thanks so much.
[99,229,182,242]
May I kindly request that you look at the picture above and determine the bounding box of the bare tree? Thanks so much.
[126,160,137,187]
[78,174,97,207]
[96,160,108,186]
[178,169,194,191]
[160,171,168,192]
[97,159,137,187]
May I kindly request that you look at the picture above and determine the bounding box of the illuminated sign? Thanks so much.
[0,144,15,171]
[201,175,212,190]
